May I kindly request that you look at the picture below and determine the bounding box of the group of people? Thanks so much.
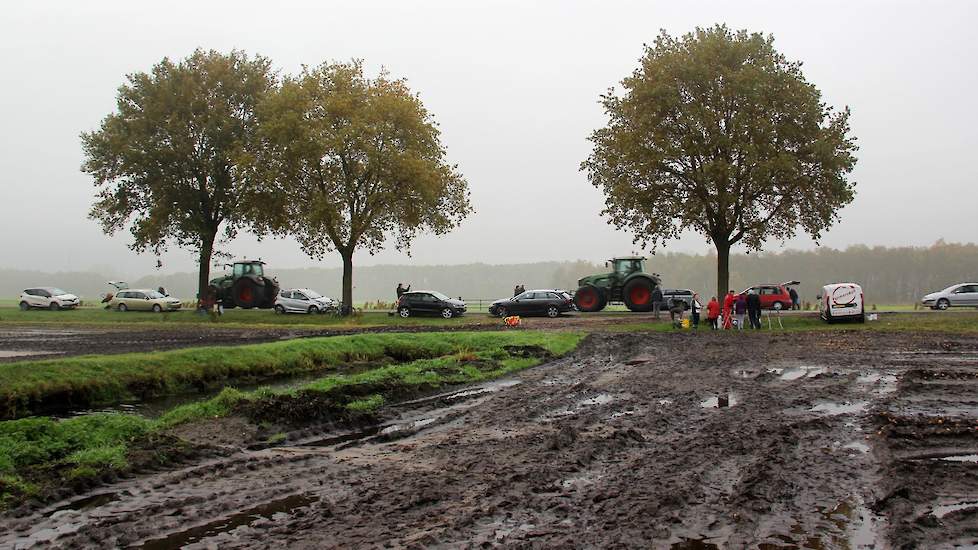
[705,290,765,330]
[513,284,526,296]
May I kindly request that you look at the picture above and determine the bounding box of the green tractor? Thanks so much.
[208,260,280,309]
[573,256,662,312]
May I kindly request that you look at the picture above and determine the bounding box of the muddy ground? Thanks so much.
[4,330,978,548]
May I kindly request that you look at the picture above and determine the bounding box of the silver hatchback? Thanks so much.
[274,288,338,314]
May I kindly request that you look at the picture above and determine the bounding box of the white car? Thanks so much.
[19,287,80,311]
[274,288,337,314]
[818,283,865,323]
[921,283,978,310]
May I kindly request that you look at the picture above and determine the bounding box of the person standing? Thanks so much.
[747,289,762,329]
[789,287,800,310]
[690,293,702,329]
[722,290,735,329]
[734,293,747,330]
[652,287,663,319]
[396,283,410,300]
[706,296,720,329]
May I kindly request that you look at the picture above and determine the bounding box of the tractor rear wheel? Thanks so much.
[574,285,607,312]
[232,278,262,309]
[623,278,655,312]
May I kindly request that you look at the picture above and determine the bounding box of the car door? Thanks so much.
[511,292,532,314]
[760,286,778,308]
[128,291,146,310]
[35,289,52,307]
[23,289,40,308]
[294,291,311,312]
[953,285,978,306]
[418,294,438,315]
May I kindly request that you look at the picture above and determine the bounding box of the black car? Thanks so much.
[489,289,575,318]
[659,289,694,311]
[397,291,466,319]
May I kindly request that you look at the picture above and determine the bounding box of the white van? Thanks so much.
[819,283,865,323]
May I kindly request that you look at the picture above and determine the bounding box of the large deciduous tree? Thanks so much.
[81,49,279,303]
[583,25,858,298]
[259,61,471,312]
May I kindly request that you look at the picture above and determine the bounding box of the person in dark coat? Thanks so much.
[789,287,800,310]
[747,289,762,329]
[396,283,410,300]
[651,287,664,319]
[690,293,702,329]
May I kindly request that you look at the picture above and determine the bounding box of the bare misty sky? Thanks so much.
[2,0,976,276]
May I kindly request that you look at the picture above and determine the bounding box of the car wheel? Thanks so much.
[441,308,454,319]
[274,305,286,315]
[152,304,163,313]
[546,306,559,318]
[496,307,508,318]
[308,306,320,314]
[19,301,29,311]
[48,302,60,311]
[118,303,128,312]
[773,301,784,311]
[937,299,950,310]
[398,307,411,318]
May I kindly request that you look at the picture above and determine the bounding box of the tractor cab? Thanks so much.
[608,257,646,280]
[231,260,265,279]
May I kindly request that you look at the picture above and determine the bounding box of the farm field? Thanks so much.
[1,313,977,548]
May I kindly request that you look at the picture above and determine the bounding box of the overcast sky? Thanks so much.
[2,0,976,277]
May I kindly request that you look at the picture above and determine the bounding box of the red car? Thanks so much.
[739,281,800,310]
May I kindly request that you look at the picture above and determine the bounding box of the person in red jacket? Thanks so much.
[722,290,735,329]
[706,296,721,329]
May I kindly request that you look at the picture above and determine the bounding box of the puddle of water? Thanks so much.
[578,394,614,407]
[135,494,317,549]
[610,410,637,419]
[670,538,719,549]
[856,372,898,394]
[46,492,119,516]
[810,497,883,549]
[777,366,827,381]
[302,426,383,448]
[932,500,978,519]
[701,393,737,408]
[810,401,869,416]
[935,454,978,463]
[0,349,61,358]
[842,441,870,453]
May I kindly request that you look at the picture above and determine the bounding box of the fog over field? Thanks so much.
[2,0,976,276]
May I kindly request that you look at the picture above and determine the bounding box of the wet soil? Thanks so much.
[3,330,978,548]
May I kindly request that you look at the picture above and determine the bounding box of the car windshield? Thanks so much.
[429,291,450,301]
[146,291,164,299]
[49,288,68,296]
[303,290,322,299]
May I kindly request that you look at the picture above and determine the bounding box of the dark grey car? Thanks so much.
[397,291,466,319]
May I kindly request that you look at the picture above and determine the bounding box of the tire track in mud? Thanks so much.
[2,331,977,548]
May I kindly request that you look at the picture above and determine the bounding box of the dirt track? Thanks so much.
[4,330,978,548]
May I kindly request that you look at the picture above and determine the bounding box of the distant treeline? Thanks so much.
[2,242,975,305]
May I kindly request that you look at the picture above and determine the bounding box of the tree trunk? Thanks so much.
[715,240,731,300]
[197,235,215,309]
[340,249,354,316]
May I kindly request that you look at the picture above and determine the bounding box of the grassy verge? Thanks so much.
[0,331,549,419]
[0,331,583,509]
[607,311,978,334]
